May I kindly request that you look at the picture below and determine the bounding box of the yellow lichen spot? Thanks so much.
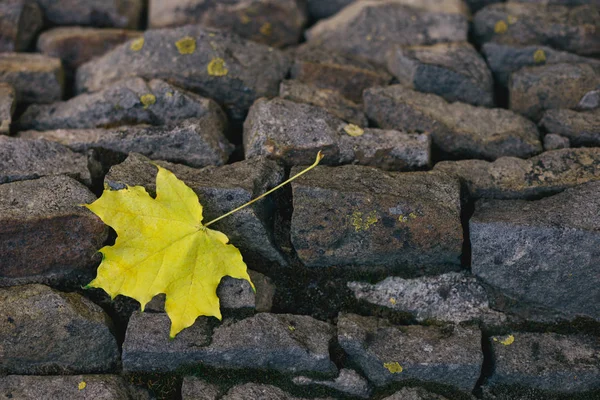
[494,20,508,34]
[207,58,228,77]
[493,334,515,346]
[78,381,86,390]
[366,35,373,41]
[365,210,377,229]
[533,49,546,63]
[383,362,403,373]
[408,212,417,219]
[166,91,173,98]
[130,37,144,52]
[507,15,518,24]
[352,211,364,232]
[175,36,196,55]
[259,22,273,36]
[288,325,296,332]
[240,14,251,24]
[389,297,397,305]
[140,94,156,109]
[344,124,364,137]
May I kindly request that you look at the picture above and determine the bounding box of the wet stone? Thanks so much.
[434,148,600,200]
[540,109,600,147]
[387,42,494,107]
[509,63,600,121]
[76,26,290,120]
[473,2,600,57]
[18,77,226,131]
[337,313,483,390]
[123,312,337,376]
[290,44,392,103]
[365,85,542,160]
[292,368,373,399]
[35,0,143,29]
[181,377,221,400]
[306,0,469,66]
[470,182,600,321]
[543,134,570,151]
[290,165,462,273]
[0,175,107,288]
[0,53,64,104]
[0,284,119,374]
[0,83,15,134]
[0,0,43,52]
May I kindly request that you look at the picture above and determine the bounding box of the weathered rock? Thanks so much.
[0,284,119,374]
[382,387,466,400]
[123,312,337,375]
[473,3,600,57]
[104,153,287,267]
[509,63,600,121]
[465,0,503,13]
[364,85,542,160]
[76,26,290,120]
[0,176,106,287]
[0,83,15,134]
[471,182,600,321]
[0,0,43,52]
[181,377,221,400]
[280,80,367,126]
[348,272,506,326]
[518,0,600,4]
[222,383,334,400]
[481,43,600,87]
[35,0,143,29]
[0,136,90,185]
[387,42,494,107]
[481,385,600,400]
[249,270,275,313]
[306,0,469,66]
[540,109,600,147]
[293,369,373,399]
[37,27,142,70]
[487,332,600,393]
[543,134,570,151]
[434,148,600,200]
[149,0,307,48]
[291,165,462,273]
[306,0,354,20]
[19,117,232,171]
[0,53,64,104]
[290,44,392,103]
[19,77,226,131]
[578,89,599,110]
[337,313,483,390]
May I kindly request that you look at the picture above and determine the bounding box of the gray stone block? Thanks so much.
[0,83,15,134]
[0,53,64,104]
[0,0,43,52]
[35,0,143,29]
[540,109,600,147]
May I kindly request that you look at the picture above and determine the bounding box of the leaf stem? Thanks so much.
[203,151,324,227]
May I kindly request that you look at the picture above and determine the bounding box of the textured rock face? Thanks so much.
[0,53,64,104]
[293,369,373,399]
[35,0,143,29]
[181,377,221,400]
[0,176,107,288]
[387,42,494,107]
[540,109,600,147]
[470,182,600,321]
[0,0,43,52]
[221,383,334,400]
[337,313,483,390]
[306,0,355,20]
[473,3,600,57]
[382,387,464,400]
[364,85,542,160]
[543,134,570,151]
[291,166,462,273]
[0,83,15,134]
[76,26,290,119]
[0,284,119,374]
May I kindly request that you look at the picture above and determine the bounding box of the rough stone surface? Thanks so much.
[37,27,143,70]
[76,26,290,119]
[249,269,275,313]
[337,313,483,390]
[222,383,334,400]
[181,377,221,400]
[540,109,600,147]
[290,44,392,103]
[543,134,570,151]
[0,0,43,52]
[291,165,462,273]
[348,272,506,326]
[306,0,355,20]
[0,136,91,185]
[0,53,64,104]
[104,153,287,267]
[19,77,226,131]
[473,3,600,57]
[365,85,542,160]
[35,0,143,29]
[0,83,15,134]
[382,387,458,400]
[123,312,337,375]
[293,368,373,399]
[434,148,600,200]
[509,63,600,121]
[471,182,600,321]
[577,89,599,110]
[280,80,368,126]
[306,0,469,66]
[487,332,600,392]
[0,175,107,287]
[149,0,307,48]
[387,42,494,107]
[465,0,503,13]
[0,284,119,374]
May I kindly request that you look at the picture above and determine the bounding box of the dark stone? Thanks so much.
[35,0,143,29]
[306,0,355,20]
[181,377,221,400]
[337,313,483,390]
[222,383,334,400]
[465,0,503,13]
[290,165,462,273]
[386,42,494,107]
[293,368,373,399]
[471,182,600,321]
[540,109,600,147]
[76,26,290,120]
[364,85,542,160]
[543,134,570,151]
[0,0,43,52]
[0,284,119,374]
[0,83,15,134]
[383,387,472,400]
[0,53,64,104]
[249,270,275,313]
